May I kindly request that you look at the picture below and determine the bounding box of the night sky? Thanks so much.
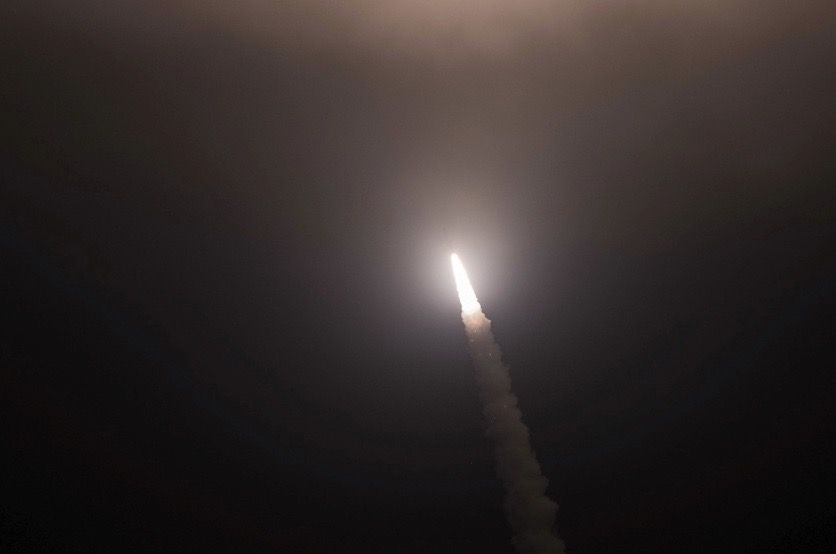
[3,2,835,552]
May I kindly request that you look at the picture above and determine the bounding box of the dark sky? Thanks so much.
[2,2,835,552]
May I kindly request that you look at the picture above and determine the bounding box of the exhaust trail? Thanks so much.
[451,254,565,554]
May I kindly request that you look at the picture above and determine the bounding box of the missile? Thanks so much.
[451,253,481,315]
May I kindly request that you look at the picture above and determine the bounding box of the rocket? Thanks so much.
[450,253,481,315]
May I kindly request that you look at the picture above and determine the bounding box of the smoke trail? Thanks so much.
[453,255,564,554]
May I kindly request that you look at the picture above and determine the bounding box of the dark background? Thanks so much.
[2,2,835,552]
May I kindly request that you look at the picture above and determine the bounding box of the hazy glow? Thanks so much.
[451,253,481,315]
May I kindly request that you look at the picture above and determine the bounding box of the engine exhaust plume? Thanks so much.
[451,253,565,554]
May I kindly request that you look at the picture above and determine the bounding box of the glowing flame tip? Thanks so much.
[450,253,481,315]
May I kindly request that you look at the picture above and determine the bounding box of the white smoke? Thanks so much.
[460,310,564,554]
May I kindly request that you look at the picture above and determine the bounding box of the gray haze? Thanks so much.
[3,1,835,552]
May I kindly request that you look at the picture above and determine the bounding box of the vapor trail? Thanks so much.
[452,254,564,554]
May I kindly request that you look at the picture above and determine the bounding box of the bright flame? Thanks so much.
[451,253,481,315]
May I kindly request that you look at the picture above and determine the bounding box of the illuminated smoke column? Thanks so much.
[451,254,565,554]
